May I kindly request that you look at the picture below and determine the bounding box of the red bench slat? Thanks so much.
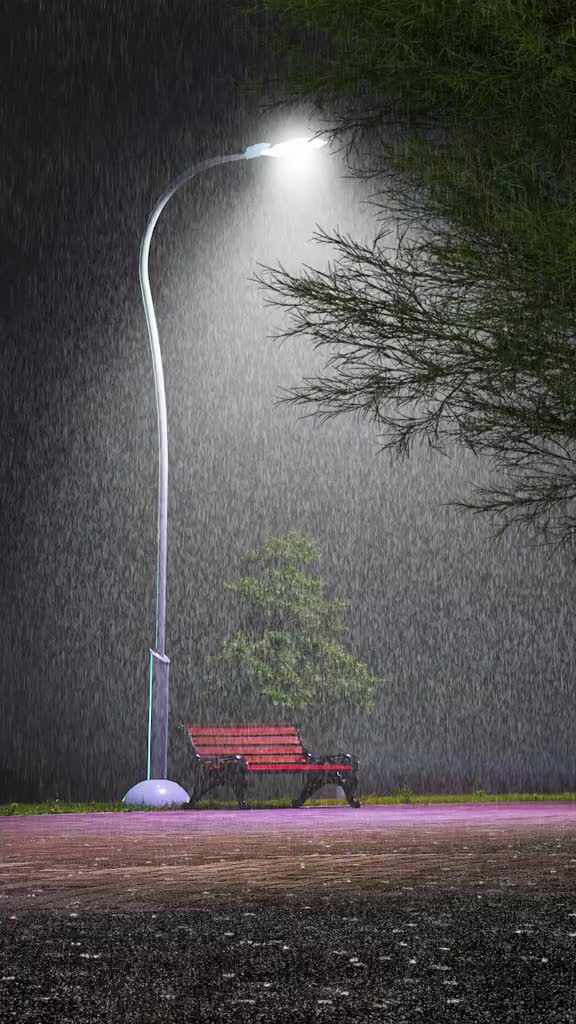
[192,753,307,761]
[248,763,352,771]
[186,723,352,773]
[188,724,308,763]
[190,749,303,757]
[195,757,308,765]
[189,724,298,734]
[189,735,302,744]
[191,740,302,747]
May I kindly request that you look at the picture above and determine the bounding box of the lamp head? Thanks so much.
[244,137,327,160]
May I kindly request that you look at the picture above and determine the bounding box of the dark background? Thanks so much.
[1,0,575,802]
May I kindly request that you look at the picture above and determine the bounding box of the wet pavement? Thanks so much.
[1,803,576,1020]
[2,802,576,912]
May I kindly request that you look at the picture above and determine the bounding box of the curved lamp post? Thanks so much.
[123,137,326,807]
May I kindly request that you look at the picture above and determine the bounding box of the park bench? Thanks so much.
[185,723,360,809]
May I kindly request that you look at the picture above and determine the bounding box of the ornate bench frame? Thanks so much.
[184,723,360,810]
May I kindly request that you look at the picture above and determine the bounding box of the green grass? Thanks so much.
[1,791,576,815]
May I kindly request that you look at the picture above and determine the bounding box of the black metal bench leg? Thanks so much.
[292,773,325,808]
[340,766,361,808]
[340,774,358,806]
[186,758,251,809]
[232,769,251,810]
[185,780,208,808]
[186,762,231,808]
[185,765,218,808]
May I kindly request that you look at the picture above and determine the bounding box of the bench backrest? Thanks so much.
[187,723,308,769]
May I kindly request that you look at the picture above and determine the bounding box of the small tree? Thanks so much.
[208,530,385,717]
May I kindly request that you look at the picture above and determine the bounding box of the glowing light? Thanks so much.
[264,137,327,158]
[244,137,327,160]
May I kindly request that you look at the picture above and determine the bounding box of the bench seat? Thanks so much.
[238,762,354,771]
[185,723,360,809]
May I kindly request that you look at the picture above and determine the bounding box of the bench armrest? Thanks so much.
[190,753,248,769]
[305,752,359,769]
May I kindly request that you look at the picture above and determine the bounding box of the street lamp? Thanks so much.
[123,136,327,807]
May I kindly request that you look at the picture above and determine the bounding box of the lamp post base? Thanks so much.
[122,779,190,807]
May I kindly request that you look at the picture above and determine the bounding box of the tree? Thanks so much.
[207,530,385,715]
[234,1,576,557]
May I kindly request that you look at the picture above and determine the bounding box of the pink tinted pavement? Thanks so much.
[2,802,576,912]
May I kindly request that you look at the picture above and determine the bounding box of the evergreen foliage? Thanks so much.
[208,530,385,712]
[235,1,576,555]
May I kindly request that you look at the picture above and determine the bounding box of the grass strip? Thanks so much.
[2,792,576,815]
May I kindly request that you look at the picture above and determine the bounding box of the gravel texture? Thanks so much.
[2,885,576,1022]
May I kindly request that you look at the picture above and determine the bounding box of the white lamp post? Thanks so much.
[123,137,327,807]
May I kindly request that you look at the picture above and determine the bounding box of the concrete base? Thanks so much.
[122,779,190,807]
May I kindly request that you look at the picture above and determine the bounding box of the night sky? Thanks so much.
[2,1,575,803]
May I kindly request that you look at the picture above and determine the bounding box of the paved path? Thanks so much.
[2,802,576,912]
[3,804,576,1022]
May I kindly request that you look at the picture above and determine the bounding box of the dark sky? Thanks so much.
[2,1,574,803]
